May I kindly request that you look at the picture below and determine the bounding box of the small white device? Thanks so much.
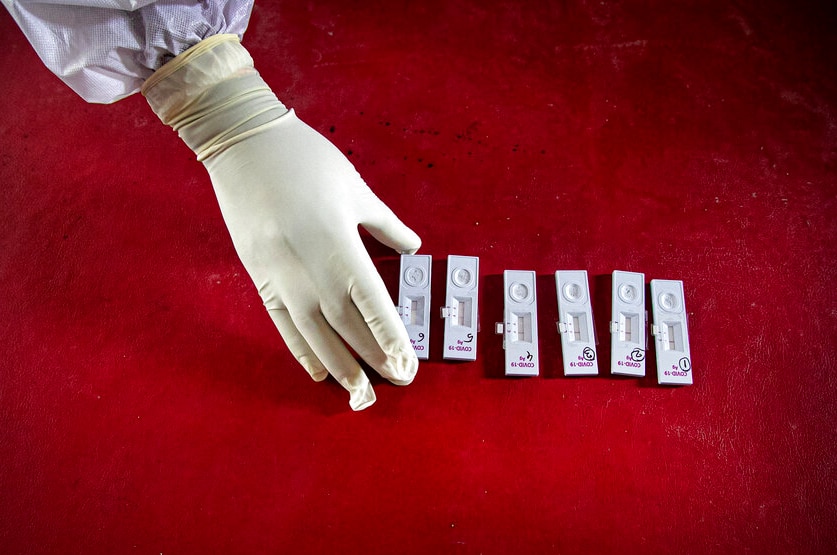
[441,255,479,361]
[397,254,432,360]
[555,270,598,376]
[496,270,539,376]
[650,279,693,385]
[610,270,646,377]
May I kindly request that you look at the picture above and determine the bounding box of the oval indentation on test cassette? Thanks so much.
[452,267,472,288]
[404,266,426,287]
[509,282,531,303]
[562,282,585,303]
[618,283,640,304]
[659,291,681,313]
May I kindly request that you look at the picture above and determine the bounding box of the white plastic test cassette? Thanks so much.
[610,270,646,377]
[555,270,598,376]
[650,279,693,385]
[441,255,479,361]
[397,254,432,360]
[496,270,539,376]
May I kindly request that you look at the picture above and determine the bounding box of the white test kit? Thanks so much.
[397,254,432,360]
[555,270,598,376]
[440,255,479,361]
[650,279,693,385]
[496,270,539,376]
[610,270,646,377]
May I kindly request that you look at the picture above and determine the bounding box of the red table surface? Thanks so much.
[1,1,836,553]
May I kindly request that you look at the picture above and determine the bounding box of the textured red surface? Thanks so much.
[2,1,836,553]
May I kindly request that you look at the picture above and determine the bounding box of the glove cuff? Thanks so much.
[141,34,289,161]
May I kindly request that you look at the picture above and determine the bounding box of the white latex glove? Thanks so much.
[142,35,421,410]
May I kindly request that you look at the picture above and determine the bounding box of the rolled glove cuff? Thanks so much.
[141,34,289,161]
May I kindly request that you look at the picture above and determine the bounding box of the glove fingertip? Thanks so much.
[306,364,329,383]
[399,232,421,255]
[382,346,419,386]
[349,381,377,411]
[361,208,422,255]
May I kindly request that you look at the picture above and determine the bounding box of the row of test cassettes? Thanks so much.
[397,255,692,386]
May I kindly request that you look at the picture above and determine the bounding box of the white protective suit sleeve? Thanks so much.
[1,0,253,103]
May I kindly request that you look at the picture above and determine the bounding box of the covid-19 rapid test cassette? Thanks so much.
[650,279,693,385]
[610,270,646,377]
[397,254,432,360]
[496,270,539,376]
[555,270,598,376]
[440,255,479,361]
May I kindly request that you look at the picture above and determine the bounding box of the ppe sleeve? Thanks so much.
[1,0,254,103]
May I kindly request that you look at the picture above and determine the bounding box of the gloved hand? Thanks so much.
[142,35,421,410]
